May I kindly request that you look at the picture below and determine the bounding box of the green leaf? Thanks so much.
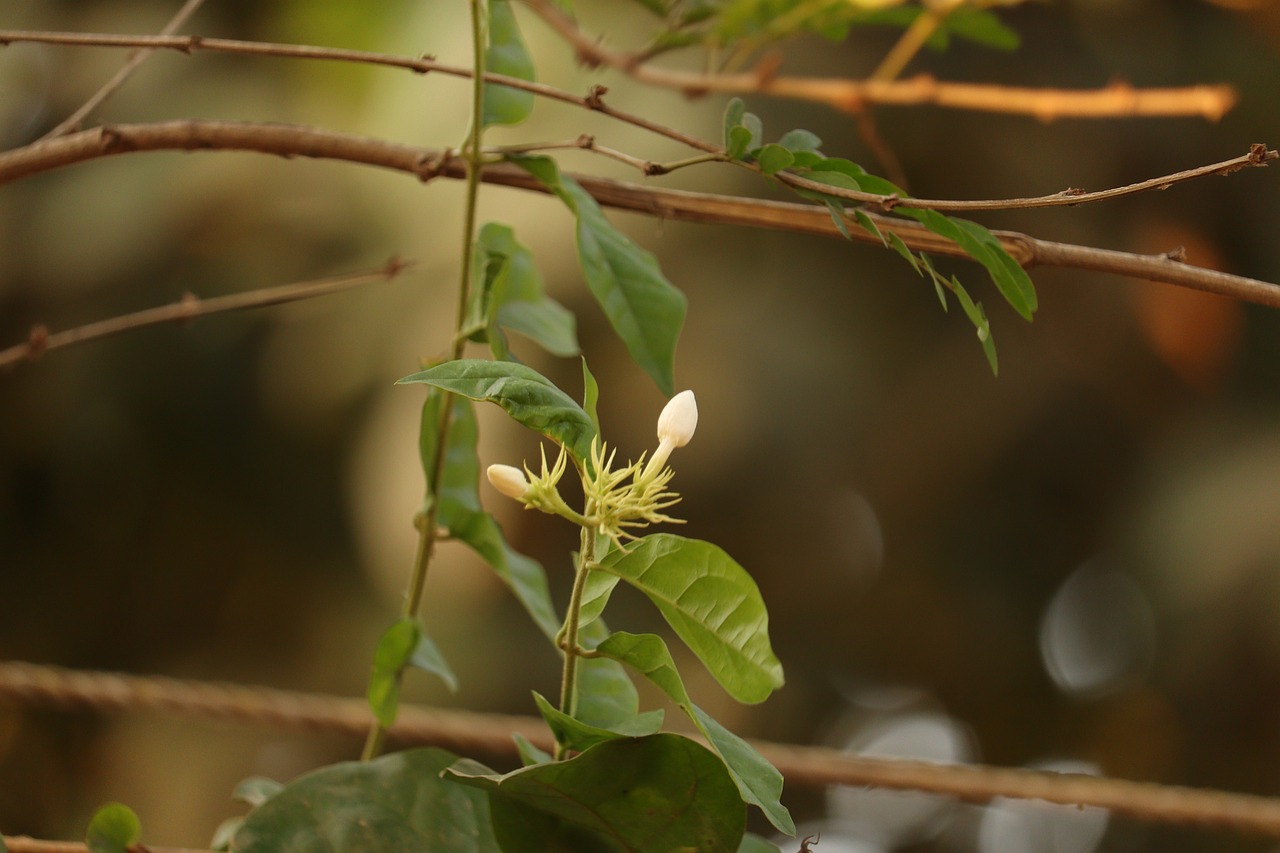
[212,817,242,851]
[367,620,415,727]
[415,390,561,639]
[581,357,600,435]
[722,98,746,148]
[595,632,794,836]
[232,749,499,853]
[853,210,887,247]
[598,534,784,704]
[85,803,141,853]
[402,361,595,464]
[738,833,784,853]
[512,732,553,766]
[513,156,686,395]
[475,223,579,359]
[578,569,621,627]
[755,143,795,176]
[574,618,642,729]
[482,0,535,127]
[946,9,1020,51]
[232,777,282,808]
[887,232,921,274]
[821,199,852,241]
[532,692,664,752]
[949,276,999,376]
[777,128,822,154]
[445,735,746,853]
[727,125,755,161]
[900,208,1037,320]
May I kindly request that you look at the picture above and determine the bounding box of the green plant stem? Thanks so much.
[361,0,488,763]
[556,523,596,759]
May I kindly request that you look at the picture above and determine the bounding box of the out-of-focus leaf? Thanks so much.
[474,223,578,359]
[513,156,686,395]
[777,128,822,154]
[445,735,746,853]
[233,777,283,808]
[232,749,499,853]
[596,631,795,836]
[756,143,795,176]
[512,732,553,766]
[482,0,535,127]
[581,357,600,435]
[738,833,785,853]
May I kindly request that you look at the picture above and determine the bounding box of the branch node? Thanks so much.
[1248,142,1274,165]
[382,255,408,277]
[575,133,595,149]
[25,324,49,360]
[177,291,201,321]
[414,151,447,182]
[642,161,668,177]
[585,85,608,110]
[98,125,129,152]
[413,53,436,74]
[1161,246,1188,263]
[877,193,902,212]
[181,35,203,54]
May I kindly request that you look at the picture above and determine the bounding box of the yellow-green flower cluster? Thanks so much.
[485,390,698,550]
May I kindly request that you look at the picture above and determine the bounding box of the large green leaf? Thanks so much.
[415,389,561,639]
[596,631,794,836]
[445,734,746,853]
[232,749,498,853]
[482,0,535,127]
[513,156,686,395]
[85,803,141,853]
[402,360,596,465]
[598,534,784,704]
[900,207,1037,321]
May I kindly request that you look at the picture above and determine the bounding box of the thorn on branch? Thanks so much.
[585,85,608,110]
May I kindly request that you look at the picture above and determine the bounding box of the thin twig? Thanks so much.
[4,661,1280,836]
[0,30,718,156]
[0,257,411,371]
[0,32,1264,214]
[517,0,1237,121]
[38,0,207,140]
[0,120,1276,308]
[2,839,211,853]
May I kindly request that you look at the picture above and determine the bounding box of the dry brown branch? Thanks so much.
[0,257,411,371]
[38,0,207,140]
[1,32,1265,214]
[0,120,1276,308]
[4,661,1280,836]
[2,838,211,853]
[518,0,1237,121]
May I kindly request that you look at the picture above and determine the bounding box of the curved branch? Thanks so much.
[518,0,1238,121]
[0,120,1276,308]
[4,661,1280,836]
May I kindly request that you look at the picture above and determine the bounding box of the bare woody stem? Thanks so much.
[1,121,1276,308]
[515,0,1237,121]
[0,258,411,371]
[0,28,1237,122]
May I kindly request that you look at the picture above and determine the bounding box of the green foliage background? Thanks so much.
[4,1,1280,850]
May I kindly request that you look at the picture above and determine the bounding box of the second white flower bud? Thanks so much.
[657,390,698,447]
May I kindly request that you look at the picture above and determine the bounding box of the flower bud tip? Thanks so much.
[657,390,697,448]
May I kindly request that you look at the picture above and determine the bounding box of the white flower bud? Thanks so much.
[656,390,697,448]
[487,464,530,500]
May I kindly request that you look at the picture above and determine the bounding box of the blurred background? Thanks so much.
[3,0,1280,850]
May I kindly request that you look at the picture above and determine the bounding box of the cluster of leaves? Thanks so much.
[722,97,1036,373]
